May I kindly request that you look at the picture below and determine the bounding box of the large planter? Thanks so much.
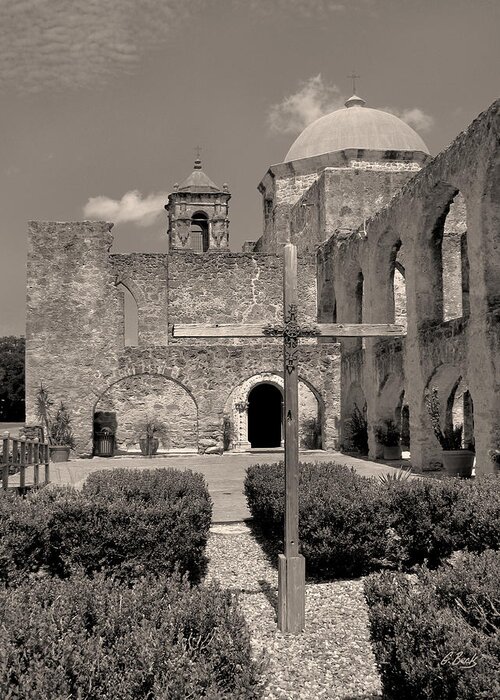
[383,445,402,460]
[49,445,71,463]
[139,437,159,457]
[442,450,475,478]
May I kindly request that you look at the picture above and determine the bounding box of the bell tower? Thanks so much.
[165,158,231,252]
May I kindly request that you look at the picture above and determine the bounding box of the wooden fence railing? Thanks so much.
[1,432,50,492]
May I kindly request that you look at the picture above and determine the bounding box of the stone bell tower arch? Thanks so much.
[165,157,231,251]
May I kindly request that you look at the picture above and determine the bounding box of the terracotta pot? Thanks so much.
[442,450,475,478]
[139,437,159,457]
[49,445,71,463]
[383,445,402,460]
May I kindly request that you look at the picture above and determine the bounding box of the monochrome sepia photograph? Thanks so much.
[0,0,499,697]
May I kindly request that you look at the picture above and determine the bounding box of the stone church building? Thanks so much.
[26,93,500,473]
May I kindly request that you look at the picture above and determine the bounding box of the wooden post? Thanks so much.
[33,438,40,487]
[2,432,9,491]
[19,437,26,491]
[44,443,50,485]
[278,243,305,634]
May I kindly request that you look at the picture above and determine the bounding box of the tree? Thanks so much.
[0,336,25,421]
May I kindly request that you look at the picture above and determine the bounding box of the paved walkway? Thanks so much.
[11,450,407,522]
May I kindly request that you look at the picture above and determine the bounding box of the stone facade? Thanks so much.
[26,221,340,456]
[315,100,500,474]
[25,99,499,474]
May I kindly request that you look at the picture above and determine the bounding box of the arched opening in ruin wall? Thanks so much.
[412,185,470,325]
[425,363,475,451]
[223,372,323,452]
[93,372,199,454]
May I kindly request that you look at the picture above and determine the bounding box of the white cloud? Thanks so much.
[83,190,168,227]
[268,74,344,135]
[383,106,435,133]
[0,0,196,93]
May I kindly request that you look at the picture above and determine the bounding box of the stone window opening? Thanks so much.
[390,240,407,327]
[440,192,468,322]
[117,282,138,347]
[190,211,209,252]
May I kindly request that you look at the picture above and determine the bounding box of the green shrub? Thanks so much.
[0,571,263,699]
[384,477,463,568]
[450,475,500,553]
[245,462,391,578]
[83,467,210,505]
[0,469,212,585]
[245,464,500,578]
[365,550,500,700]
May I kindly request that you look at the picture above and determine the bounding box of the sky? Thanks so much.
[0,0,499,336]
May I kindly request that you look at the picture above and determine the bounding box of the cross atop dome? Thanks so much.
[347,71,360,94]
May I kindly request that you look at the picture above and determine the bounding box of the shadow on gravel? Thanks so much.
[258,579,278,619]
[246,520,281,570]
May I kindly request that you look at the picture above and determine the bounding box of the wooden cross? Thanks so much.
[172,242,405,633]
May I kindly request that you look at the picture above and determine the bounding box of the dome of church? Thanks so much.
[284,95,430,162]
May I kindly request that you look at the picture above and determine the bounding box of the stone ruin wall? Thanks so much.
[166,251,317,345]
[26,224,340,455]
[316,99,500,473]
[290,168,412,253]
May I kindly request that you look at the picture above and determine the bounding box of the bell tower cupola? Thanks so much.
[165,156,231,252]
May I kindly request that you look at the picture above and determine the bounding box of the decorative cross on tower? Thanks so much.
[347,71,360,94]
[172,242,405,633]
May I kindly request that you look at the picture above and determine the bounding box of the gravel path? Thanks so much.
[207,524,382,700]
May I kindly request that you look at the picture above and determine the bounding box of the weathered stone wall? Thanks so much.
[26,221,123,451]
[99,344,341,454]
[167,251,317,344]
[26,221,339,456]
[111,254,169,346]
[291,168,413,253]
[96,374,197,451]
[316,99,500,473]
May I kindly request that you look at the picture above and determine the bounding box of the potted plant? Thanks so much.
[134,417,169,457]
[343,404,368,455]
[375,418,402,460]
[36,384,75,462]
[424,387,474,477]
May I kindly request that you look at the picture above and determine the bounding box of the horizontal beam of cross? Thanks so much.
[171,322,406,338]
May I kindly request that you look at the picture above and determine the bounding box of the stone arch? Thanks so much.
[393,258,407,327]
[368,224,405,324]
[223,372,323,451]
[336,251,365,352]
[425,363,473,448]
[190,210,209,252]
[93,372,199,453]
[378,373,405,422]
[413,183,469,324]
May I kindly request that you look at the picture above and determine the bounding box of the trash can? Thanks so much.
[95,428,115,457]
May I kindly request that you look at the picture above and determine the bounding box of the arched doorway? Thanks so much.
[248,383,282,448]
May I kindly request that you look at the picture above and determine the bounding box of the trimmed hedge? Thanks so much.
[244,462,500,578]
[0,572,263,699]
[365,550,500,700]
[0,468,212,585]
[245,462,391,577]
